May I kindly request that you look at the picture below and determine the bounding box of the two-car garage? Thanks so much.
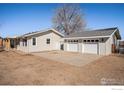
[66,41,99,55]
[63,27,120,56]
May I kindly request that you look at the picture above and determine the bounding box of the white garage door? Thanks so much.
[83,44,98,54]
[68,44,78,52]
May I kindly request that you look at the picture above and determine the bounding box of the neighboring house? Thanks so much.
[0,37,3,47]
[17,29,63,52]
[2,37,17,50]
[3,38,11,50]
[118,40,124,54]
[63,27,121,55]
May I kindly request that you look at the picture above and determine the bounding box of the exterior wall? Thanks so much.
[81,43,84,53]
[78,43,82,53]
[17,32,62,53]
[99,43,106,55]
[64,43,68,51]
[105,34,118,55]
[105,36,112,55]
[52,32,62,50]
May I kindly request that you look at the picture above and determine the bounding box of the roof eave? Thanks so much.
[18,29,64,38]
[64,35,111,39]
[110,28,121,40]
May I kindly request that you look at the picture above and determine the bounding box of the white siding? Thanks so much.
[64,43,68,51]
[105,36,112,55]
[99,43,106,55]
[52,32,62,50]
[78,43,82,53]
[17,32,62,53]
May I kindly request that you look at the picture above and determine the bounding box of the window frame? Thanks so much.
[91,40,94,42]
[101,38,104,42]
[87,40,90,42]
[46,38,50,44]
[25,39,27,46]
[32,37,36,46]
[95,40,99,42]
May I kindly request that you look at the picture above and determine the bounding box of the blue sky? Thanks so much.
[0,3,124,39]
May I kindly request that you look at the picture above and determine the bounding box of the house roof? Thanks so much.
[18,28,64,38]
[65,27,121,39]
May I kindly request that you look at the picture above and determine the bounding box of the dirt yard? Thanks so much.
[0,50,124,85]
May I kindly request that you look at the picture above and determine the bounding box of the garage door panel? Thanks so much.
[68,44,78,52]
[83,44,98,54]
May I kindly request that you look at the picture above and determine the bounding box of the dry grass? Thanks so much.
[0,51,124,85]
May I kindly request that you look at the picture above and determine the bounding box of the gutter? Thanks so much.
[63,35,111,39]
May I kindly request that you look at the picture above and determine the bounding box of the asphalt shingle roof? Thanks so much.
[65,27,118,38]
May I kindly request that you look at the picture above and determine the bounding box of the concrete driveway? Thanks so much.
[32,51,102,67]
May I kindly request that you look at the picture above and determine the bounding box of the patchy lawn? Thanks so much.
[0,51,124,85]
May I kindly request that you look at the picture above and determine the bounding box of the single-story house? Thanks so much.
[15,27,121,55]
[17,29,63,52]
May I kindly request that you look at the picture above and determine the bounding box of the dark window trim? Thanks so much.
[46,38,50,44]
[95,40,99,42]
[32,37,36,46]
[91,40,94,42]
[101,38,104,42]
[25,39,27,46]
[84,40,86,42]
[87,40,90,42]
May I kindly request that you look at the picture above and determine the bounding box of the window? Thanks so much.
[25,39,27,46]
[74,40,77,42]
[32,37,36,45]
[23,39,25,46]
[87,40,90,42]
[95,40,99,42]
[46,38,50,44]
[17,39,20,46]
[91,40,94,42]
[22,39,27,46]
[75,40,78,42]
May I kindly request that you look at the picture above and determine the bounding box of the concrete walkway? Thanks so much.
[32,51,102,67]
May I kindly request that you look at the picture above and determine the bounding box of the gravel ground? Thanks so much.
[0,50,124,85]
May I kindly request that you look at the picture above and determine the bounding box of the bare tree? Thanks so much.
[52,4,86,35]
